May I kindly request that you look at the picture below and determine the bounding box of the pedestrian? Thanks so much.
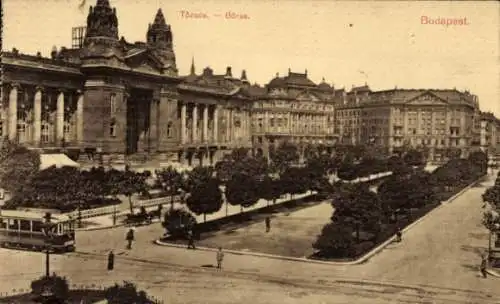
[395,227,402,242]
[107,250,115,271]
[187,229,196,250]
[265,216,271,233]
[126,228,135,249]
[480,257,488,278]
[216,247,224,270]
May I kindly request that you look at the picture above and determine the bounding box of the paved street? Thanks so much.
[1,172,499,303]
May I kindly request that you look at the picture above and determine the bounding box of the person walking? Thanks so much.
[395,227,402,242]
[480,256,488,278]
[126,228,135,250]
[187,229,196,250]
[107,250,115,271]
[216,247,224,270]
[265,216,271,233]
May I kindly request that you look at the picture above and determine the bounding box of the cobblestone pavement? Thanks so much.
[1,172,499,303]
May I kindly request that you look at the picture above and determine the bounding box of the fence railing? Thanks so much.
[63,172,393,220]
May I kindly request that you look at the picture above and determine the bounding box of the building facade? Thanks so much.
[1,0,254,166]
[251,70,338,157]
[1,0,498,167]
[479,112,500,155]
[335,86,484,162]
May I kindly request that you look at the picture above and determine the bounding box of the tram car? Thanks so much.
[0,210,76,252]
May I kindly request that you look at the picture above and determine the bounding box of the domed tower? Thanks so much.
[85,0,119,41]
[147,9,177,74]
[81,0,120,59]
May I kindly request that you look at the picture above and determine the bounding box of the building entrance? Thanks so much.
[126,88,153,155]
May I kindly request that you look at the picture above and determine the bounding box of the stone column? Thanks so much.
[203,104,209,142]
[33,87,43,146]
[180,103,186,144]
[8,84,18,141]
[76,91,84,144]
[56,90,65,144]
[192,104,198,142]
[213,106,218,143]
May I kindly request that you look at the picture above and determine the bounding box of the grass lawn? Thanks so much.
[186,201,334,258]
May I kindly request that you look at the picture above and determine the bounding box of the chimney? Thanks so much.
[51,46,58,59]
[225,66,232,77]
[241,70,248,81]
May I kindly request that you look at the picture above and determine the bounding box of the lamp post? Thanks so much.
[42,212,54,278]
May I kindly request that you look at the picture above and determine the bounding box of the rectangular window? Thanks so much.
[110,94,117,114]
[110,123,116,137]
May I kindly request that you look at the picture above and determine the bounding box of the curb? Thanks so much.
[154,176,483,266]
[486,268,500,278]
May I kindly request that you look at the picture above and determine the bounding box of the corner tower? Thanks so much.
[147,9,177,74]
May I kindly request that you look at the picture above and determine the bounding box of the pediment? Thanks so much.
[124,50,164,73]
[269,88,288,97]
[296,91,320,101]
[405,92,448,105]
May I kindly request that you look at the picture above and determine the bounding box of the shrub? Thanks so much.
[162,208,197,239]
[312,222,356,258]
[31,274,69,302]
[105,281,153,304]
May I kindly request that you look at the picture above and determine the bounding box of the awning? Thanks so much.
[39,154,80,171]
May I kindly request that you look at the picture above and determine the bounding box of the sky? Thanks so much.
[3,0,499,116]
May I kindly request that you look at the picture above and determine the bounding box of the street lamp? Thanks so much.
[42,213,55,278]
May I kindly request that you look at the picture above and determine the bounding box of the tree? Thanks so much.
[225,173,260,211]
[31,273,69,303]
[403,149,424,167]
[186,177,223,222]
[312,221,356,258]
[184,166,214,192]
[387,155,410,175]
[483,210,500,254]
[483,175,500,210]
[468,150,488,174]
[0,145,40,194]
[117,169,149,214]
[280,167,310,198]
[259,176,283,205]
[162,208,197,239]
[105,281,153,304]
[269,141,299,174]
[156,166,184,209]
[445,147,462,160]
[331,184,383,241]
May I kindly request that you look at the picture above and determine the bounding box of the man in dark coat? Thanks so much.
[187,229,196,249]
[265,216,271,233]
[107,250,115,271]
[480,257,488,278]
[126,228,135,249]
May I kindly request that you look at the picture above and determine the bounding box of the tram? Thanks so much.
[0,210,76,252]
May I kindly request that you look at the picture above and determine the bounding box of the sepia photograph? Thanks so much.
[1,0,499,303]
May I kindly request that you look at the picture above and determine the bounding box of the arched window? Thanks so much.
[167,121,173,138]
[110,118,116,137]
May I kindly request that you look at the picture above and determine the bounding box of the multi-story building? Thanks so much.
[335,86,483,162]
[1,1,254,167]
[479,112,500,155]
[251,70,338,157]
